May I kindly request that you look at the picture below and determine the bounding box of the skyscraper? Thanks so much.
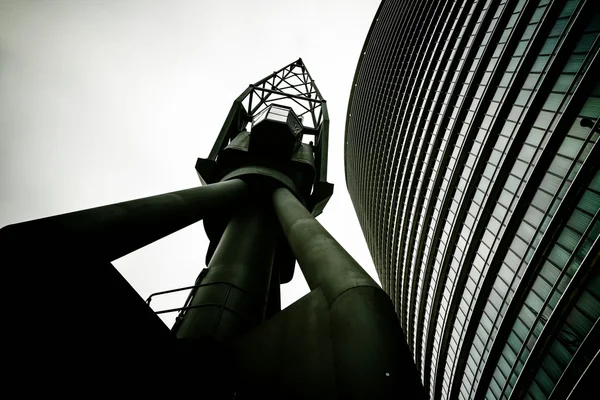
[345,1,599,399]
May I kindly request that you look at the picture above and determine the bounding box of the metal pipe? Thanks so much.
[175,199,276,343]
[272,187,426,399]
[0,179,248,262]
[272,187,378,303]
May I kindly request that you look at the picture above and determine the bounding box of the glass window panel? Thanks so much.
[499,188,513,206]
[540,261,560,283]
[514,41,528,57]
[567,209,593,232]
[558,226,580,252]
[481,312,493,333]
[525,291,544,311]
[541,173,561,193]
[577,291,600,320]
[489,375,502,397]
[559,1,577,18]
[500,72,513,88]
[515,90,530,106]
[524,73,541,90]
[514,317,528,342]
[507,330,521,354]
[520,220,536,242]
[532,188,552,210]
[521,303,536,325]
[531,56,550,73]
[507,57,520,72]
[525,206,544,228]
[498,261,514,283]
[557,136,584,159]
[544,353,564,380]
[535,110,555,129]
[532,275,552,299]
[554,73,575,93]
[522,24,536,40]
[528,379,545,399]
[548,245,570,266]
[549,155,573,177]
[535,364,554,395]
[543,93,563,111]
[549,17,568,36]
[494,87,507,102]
[540,38,559,55]
[581,96,600,118]
[564,53,587,73]
[270,113,287,123]
[574,33,598,53]
[526,127,545,146]
[520,143,536,160]
[498,354,512,377]
[510,5,524,21]
[514,159,529,177]
[505,248,520,266]
[550,338,572,366]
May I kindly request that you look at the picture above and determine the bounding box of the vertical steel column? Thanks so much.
[176,199,277,343]
[0,179,248,262]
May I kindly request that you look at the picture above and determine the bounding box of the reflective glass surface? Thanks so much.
[345,0,599,398]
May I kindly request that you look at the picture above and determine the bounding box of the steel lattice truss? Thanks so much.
[241,59,326,130]
[207,58,330,184]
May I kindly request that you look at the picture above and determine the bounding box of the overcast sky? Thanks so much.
[0,0,380,326]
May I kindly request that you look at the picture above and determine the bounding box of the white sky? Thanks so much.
[0,0,380,326]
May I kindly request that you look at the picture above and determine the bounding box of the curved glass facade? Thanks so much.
[344,1,599,399]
